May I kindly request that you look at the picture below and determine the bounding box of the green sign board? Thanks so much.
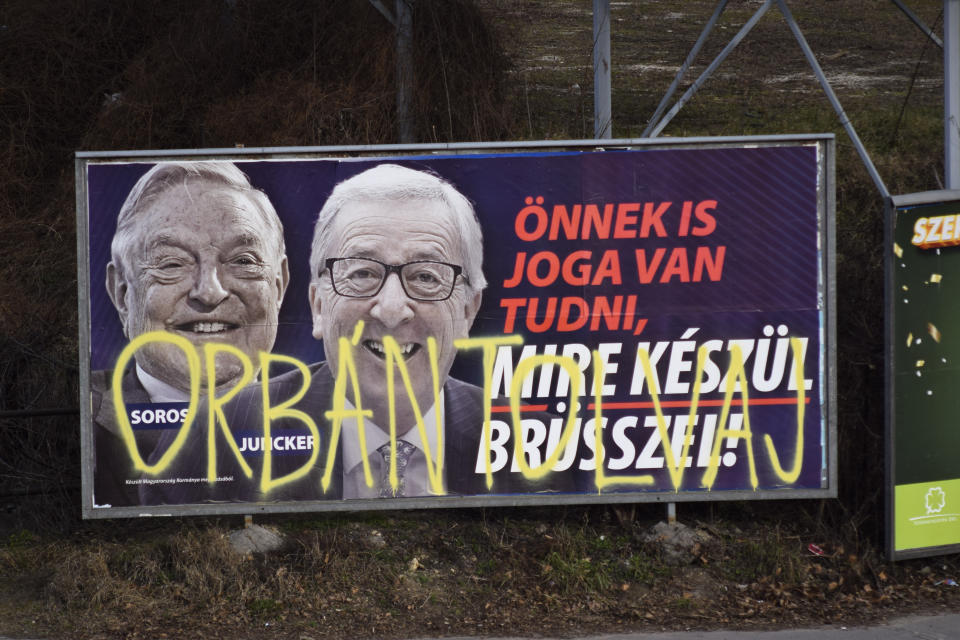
[888,189,960,559]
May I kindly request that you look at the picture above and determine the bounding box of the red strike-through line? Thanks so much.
[487,397,810,413]
[588,397,812,410]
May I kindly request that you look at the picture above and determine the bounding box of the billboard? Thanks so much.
[887,189,960,559]
[76,137,836,518]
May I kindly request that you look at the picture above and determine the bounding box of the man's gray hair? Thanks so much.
[110,161,285,276]
[309,163,486,292]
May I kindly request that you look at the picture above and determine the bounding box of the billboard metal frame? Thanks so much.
[77,135,837,519]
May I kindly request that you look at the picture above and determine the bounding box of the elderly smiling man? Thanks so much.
[306,163,485,498]
[92,161,289,507]
[142,163,573,505]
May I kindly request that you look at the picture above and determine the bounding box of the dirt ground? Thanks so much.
[3,505,960,640]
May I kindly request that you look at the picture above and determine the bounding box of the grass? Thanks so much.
[721,535,806,585]
[0,506,960,638]
[1,506,960,638]
[540,524,658,593]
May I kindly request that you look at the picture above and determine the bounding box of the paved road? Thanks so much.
[415,613,960,640]
[4,614,958,639]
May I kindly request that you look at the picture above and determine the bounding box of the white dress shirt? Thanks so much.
[136,364,190,403]
[340,396,446,498]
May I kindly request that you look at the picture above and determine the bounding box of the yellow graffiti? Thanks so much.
[701,345,758,490]
[454,334,525,488]
[259,352,322,494]
[762,338,806,484]
[591,352,655,491]
[381,335,444,495]
[677,346,709,489]
[111,326,811,496]
[112,331,199,474]
[509,355,580,479]
[322,321,373,492]
[635,346,702,491]
[205,342,254,482]
[643,347,685,490]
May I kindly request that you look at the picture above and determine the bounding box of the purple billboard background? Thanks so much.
[83,144,827,506]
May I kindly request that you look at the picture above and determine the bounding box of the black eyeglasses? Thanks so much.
[323,257,466,302]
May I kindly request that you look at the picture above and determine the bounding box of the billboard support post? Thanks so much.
[592,0,611,139]
[645,0,892,201]
[642,0,729,138]
[646,0,772,139]
[395,0,415,144]
[946,0,960,188]
[775,0,890,200]
[891,0,944,47]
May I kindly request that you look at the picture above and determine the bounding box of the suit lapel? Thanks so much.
[443,378,487,495]
[93,366,151,439]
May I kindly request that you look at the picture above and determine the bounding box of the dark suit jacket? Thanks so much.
[141,362,580,505]
[91,367,162,507]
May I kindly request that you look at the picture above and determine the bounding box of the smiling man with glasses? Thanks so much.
[304,164,484,498]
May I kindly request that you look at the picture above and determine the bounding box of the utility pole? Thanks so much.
[593,0,611,138]
[396,0,415,143]
[946,0,959,187]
